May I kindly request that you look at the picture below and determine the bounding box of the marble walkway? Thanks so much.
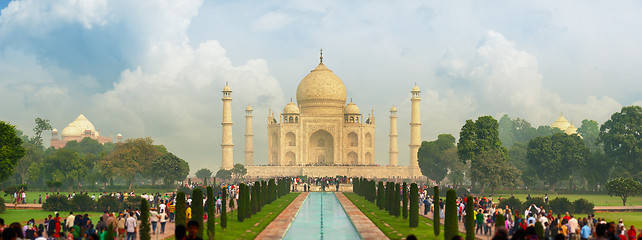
[254,192,309,240]
[334,192,388,240]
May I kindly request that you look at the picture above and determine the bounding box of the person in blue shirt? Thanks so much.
[580,223,591,240]
[527,213,537,226]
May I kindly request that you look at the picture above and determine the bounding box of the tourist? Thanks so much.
[423,197,431,215]
[476,209,484,234]
[159,209,168,234]
[175,225,187,240]
[581,222,591,240]
[125,213,137,240]
[186,220,203,240]
[186,204,192,221]
[150,208,159,234]
[627,226,636,240]
[216,197,222,214]
[117,213,126,239]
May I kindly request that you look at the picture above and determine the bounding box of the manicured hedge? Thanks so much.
[433,186,440,237]
[444,189,459,240]
[465,196,475,240]
[409,183,418,228]
[192,188,204,237]
[175,191,187,227]
[402,182,408,220]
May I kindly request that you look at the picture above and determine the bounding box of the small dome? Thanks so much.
[551,114,571,131]
[117,133,122,137]
[62,114,96,137]
[245,105,253,111]
[52,128,58,133]
[390,106,397,112]
[344,102,360,114]
[565,124,578,135]
[223,84,231,92]
[412,85,420,92]
[283,101,300,114]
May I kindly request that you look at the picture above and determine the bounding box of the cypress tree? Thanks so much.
[244,184,251,218]
[444,189,459,240]
[175,191,187,227]
[394,183,401,217]
[140,198,151,240]
[433,186,440,237]
[255,181,262,212]
[237,184,245,222]
[535,221,545,240]
[386,182,392,214]
[221,189,228,229]
[496,213,505,230]
[250,184,257,215]
[402,182,408,219]
[262,180,267,206]
[106,223,115,240]
[409,183,419,228]
[268,179,276,203]
[192,188,204,238]
[206,186,215,240]
[228,188,235,210]
[377,181,384,209]
[465,196,475,240]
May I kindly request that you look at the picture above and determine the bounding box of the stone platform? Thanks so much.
[246,165,423,178]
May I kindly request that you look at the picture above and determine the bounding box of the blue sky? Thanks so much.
[1,0,641,172]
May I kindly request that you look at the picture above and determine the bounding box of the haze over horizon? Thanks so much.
[1,0,641,173]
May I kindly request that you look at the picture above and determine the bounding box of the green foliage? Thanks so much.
[535,221,544,240]
[106,223,115,240]
[42,148,90,187]
[98,137,161,189]
[151,153,189,186]
[498,114,562,149]
[255,181,262,212]
[418,134,457,184]
[175,191,187,227]
[122,196,143,211]
[238,183,246,222]
[402,182,408,219]
[606,178,642,206]
[458,116,505,163]
[42,194,70,211]
[0,197,4,213]
[192,188,204,237]
[377,181,385,210]
[444,189,459,240]
[231,163,247,180]
[244,183,251,218]
[577,119,600,151]
[31,117,52,147]
[206,186,215,240]
[573,198,595,214]
[250,184,257,215]
[498,196,522,211]
[527,133,590,187]
[0,121,26,183]
[433,186,440,236]
[70,194,95,212]
[599,106,642,181]
[548,197,573,214]
[465,196,475,240]
[409,183,418,228]
[195,168,213,185]
[64,137,104,156]
[267,179,276,203]
[216,169,232,180]
[394,183,400,217]
[522,197,547,211]
[496,213,505,229]
[221,189,227,229]
[140,198,151,240]
[470,149,520,192]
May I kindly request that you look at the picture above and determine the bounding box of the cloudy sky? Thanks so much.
[1,0,641,173]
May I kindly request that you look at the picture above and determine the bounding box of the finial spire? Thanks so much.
[320,48,323,63]
[290,97,293,102]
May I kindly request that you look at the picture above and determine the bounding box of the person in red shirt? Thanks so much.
[626,226,636,240]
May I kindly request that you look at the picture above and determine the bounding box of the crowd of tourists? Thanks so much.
[415,191,642,240]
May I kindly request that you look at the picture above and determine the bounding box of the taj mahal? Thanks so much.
[219,52,424,178]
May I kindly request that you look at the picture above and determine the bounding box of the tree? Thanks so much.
[195,168,213,186]
[444,189,459,240]
[527,133,590,188]
[577,119,601,152]
[418,134,457,184]
[30,117,52,147]
[64,137,103,156]
[458,116,505,163]
[377,181,385,210]
[140,198,151,240]
[599,106,642,181]
[394,183,400,217]
[42,148,90,188]
[99,137,161,189]
[191,188,204,237]
[409,183,418,228]
[402,182,408,219]
[605,178,642,206]
[433,186,440,236]
[469,149,520,193]
[496,213,505,230]
[221,189,228,230]
[244,183,251,218]
[15,142,42,184]
[465,196,475,240]
[255,181,262,212]
[175,191,187,227]
[151,153,189,186]
[231,164,247,180]
[216,169,232,181]
[237,183,246,222]
[206,186,215,240]
[0,121,25,183]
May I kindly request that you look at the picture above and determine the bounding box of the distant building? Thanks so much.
[550,113,579,135]
[50,114,122,149]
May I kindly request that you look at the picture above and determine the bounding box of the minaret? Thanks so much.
[389,106,398,166]
[244,105,254,166]
[221,83,234,170]
[409,84,421,168]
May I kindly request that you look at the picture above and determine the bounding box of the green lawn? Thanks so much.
[486,193,642,206]
[587,212,642,228]
[345,192,441,240]
[0,209,105,224]
[168,192,301,240]
[3,189,175,204]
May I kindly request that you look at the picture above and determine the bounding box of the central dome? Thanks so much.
[296,62,347,110]
[61,114,97,137]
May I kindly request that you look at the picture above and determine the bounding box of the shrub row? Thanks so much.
[498,196,594,214]
[41,194,142,212]
[353,178,420,228]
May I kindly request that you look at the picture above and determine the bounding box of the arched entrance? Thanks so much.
[347,151,358,165]
[309,129,334,165]
[285,151,296,166]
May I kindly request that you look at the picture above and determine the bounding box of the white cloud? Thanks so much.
[252,12,294,32]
